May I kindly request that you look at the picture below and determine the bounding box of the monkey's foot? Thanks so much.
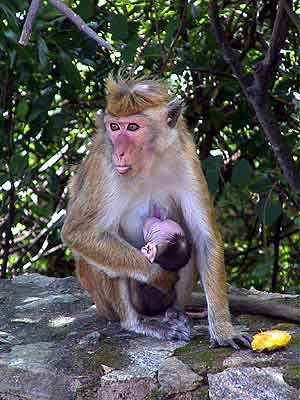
[164,307,190,325]
[163,308,192,341]
[210,332,252,350]
[125,312,192,342]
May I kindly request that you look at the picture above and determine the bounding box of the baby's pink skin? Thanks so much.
[143,217,184,242]
[141,217,185,263]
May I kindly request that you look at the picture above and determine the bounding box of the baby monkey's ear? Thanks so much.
[141,243,157,263]
[167,98,184,128]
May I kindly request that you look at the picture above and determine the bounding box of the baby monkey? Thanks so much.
[129,214,192,316]
[141,216,191,271]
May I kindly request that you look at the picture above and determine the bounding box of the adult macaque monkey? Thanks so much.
[62,73,251,348]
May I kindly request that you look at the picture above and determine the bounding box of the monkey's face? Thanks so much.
[105,115,156,177]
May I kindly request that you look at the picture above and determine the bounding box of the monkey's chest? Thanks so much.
[119,195,178,248]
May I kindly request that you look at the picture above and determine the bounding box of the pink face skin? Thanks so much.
[141,217,185,263]
[105,115,155,176]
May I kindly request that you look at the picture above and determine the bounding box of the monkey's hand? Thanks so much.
[209,320,252,350]
[149,263,179,294]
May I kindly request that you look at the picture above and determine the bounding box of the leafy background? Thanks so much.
[0,0,299,293]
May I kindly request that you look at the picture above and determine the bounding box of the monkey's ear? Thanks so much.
[141,243,157,263]
[167,98,183,128]
[95,110,104,129]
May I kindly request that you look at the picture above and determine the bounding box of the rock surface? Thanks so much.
[0,274,299,400]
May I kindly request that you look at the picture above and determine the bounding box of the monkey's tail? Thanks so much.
[190,292,300,323]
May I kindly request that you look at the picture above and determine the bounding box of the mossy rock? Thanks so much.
[283,364,300,389]
[174,336,233,374]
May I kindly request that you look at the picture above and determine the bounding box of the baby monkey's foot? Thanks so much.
[165,307,190,324]
[163,308,192,342]
[125,309,192,342]
[130,317,192,342]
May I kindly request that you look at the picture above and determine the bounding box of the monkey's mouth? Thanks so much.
[115,165,132,174]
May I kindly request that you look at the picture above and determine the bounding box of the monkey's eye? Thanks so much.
[110,123,120,131]
[127,123,140,132]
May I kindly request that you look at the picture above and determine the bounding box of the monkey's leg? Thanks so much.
[119,279,192,342]
[176,257,208,319]
[77,259,118,320]
[129,280,175,316]
[158,258,194,334]
[77,259,191,341]
[174,255,194,309]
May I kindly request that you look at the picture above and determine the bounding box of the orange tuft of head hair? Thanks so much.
[105,73,170,116]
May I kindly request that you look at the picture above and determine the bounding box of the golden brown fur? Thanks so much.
[62,74,252,347]
[106,73,170,116]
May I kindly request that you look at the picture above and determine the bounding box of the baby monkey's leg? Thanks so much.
[120,279,192,341]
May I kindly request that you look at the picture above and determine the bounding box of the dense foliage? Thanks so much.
[1,0,299,293]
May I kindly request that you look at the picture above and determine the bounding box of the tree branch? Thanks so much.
[48,0,113,51]
[160,0,188,73]
[208,1,252,92]
[1,74,16,279]
[282,0,300,34]
[19,0,113,51]
[271,215,282,291]
[208,0,300,192]
[251,0,291,95]
[18,0,42,45]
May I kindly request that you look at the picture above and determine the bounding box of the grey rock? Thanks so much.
[208,367,299,400]
[98,378,158,400]
[0,342,55,372]
[0,274,299,400]
[158,356,202,393]
[100,336,182,384]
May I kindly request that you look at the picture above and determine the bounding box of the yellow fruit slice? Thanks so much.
[251,329,291,352]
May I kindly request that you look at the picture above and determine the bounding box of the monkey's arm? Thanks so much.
[61,208,177,292]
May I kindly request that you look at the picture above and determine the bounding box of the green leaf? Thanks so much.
[231,159,253,187]
[48,169,60,192]
[249,175,273,193]
[0,4,19,31]
[61,81,77,100]
[61,59,82,90]
[0,174,7,186]
[165,19,179,45]
[9,49,16,68]
[31,204,52,218]
[208,109,224,126]
[76,0,95,19]
[42,113,65,144]
[10,154,28,178]
[143,45,162,58]
[16,99,29,121]
[38,37,48,68]
[202,155,223,195]
[121,36,139,63]
[29,88,56,122]
[256,198,282,225]
[4,30,18,43]
[110,14,128,41]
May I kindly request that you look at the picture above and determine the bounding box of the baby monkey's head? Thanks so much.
[142,217,192,271]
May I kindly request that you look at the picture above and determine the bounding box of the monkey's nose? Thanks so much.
[118,151,125,160]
